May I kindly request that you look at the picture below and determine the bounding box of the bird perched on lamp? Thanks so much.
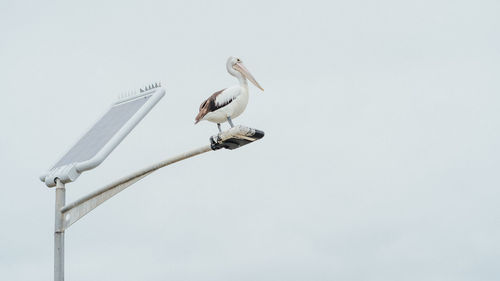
[195,56,264,132]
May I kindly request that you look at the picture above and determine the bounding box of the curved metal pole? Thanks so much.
[60,145,212,230]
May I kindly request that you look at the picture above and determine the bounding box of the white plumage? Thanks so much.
[202,86,248,123]
[195,57,264,132]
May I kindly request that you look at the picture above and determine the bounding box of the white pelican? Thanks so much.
[195,56,264,132]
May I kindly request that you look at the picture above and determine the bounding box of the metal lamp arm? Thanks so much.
[60,145,212,230]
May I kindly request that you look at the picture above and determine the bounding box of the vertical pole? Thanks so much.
[54,179,65,281]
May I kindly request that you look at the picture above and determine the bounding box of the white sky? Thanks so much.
[1,0,499,280]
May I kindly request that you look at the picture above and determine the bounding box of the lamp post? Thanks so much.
[40,86,264,281]
[54,179,65,281]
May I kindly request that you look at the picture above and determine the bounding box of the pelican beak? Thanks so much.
[234,62,264,91]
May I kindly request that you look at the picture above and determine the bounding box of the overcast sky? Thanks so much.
[1,0,499,280]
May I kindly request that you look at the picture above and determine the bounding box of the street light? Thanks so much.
[40,86,264,281]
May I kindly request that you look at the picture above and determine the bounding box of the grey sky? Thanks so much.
[1,0,499,280]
